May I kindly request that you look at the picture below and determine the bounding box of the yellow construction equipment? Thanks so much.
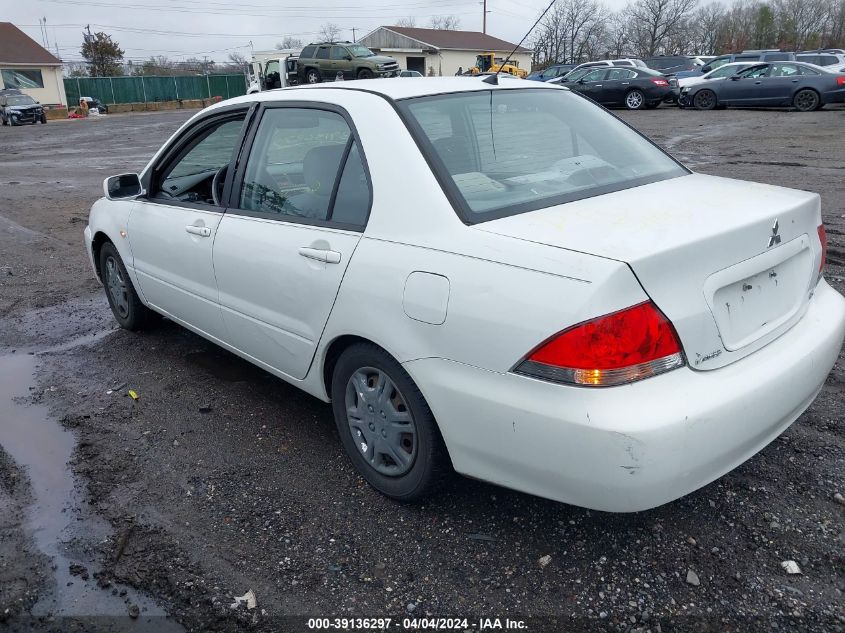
[469,53,527,78]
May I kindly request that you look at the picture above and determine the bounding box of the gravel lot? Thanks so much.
[1,104,844,633]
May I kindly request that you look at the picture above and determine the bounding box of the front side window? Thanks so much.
[348,44,375,58]
[741,65,770,78]
[400,89,686,222]
[581,69,606,82]
[238,108,369,226]
[155,115,246,205]
[1,69,44,89]
[331,46,348,60]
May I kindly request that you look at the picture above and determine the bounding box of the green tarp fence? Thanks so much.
[64,74,248,105]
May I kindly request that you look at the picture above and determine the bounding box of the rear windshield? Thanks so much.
[399,88,687,223]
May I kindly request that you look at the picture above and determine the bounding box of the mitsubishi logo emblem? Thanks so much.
[768,219,781,248]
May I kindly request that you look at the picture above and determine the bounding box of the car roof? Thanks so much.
[227,76,563,104]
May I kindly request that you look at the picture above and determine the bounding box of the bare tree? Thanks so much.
[319,23,342,41]
[688,2,726,53]
[276,36,304,49]
[395,17,417,27]
[627,0,699,56]
[429,15,461,29]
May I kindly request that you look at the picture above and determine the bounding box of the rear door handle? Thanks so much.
[299,246,341,264]
[185,225,211,237]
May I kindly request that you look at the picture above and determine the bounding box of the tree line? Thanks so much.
[530,0,845,66]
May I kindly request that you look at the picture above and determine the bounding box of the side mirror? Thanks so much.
[103,173,144,200]
[730,75,742,81]
[577,78,586,84]
[345,55,352,61]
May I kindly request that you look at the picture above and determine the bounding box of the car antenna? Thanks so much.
[484,0,556,85]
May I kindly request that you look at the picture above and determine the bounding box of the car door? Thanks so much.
[763,63,810,105]
[213,104,371,380]
[572,69,608,100]
[603,68,636,104]
[719,64,769,104]
[315,46,332,79]
[331,46,353,79]
[127,108,249,340]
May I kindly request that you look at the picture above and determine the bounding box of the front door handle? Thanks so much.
[299,246,341,264]
[185,225,211,237]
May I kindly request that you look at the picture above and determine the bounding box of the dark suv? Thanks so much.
[297,42,399,83]
[0,90,46,126]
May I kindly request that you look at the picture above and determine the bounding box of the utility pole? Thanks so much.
[483,0,487,34]
[352,27,357,42]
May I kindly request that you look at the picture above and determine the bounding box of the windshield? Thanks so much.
[348,45,375,58]
[399,89,687,223]
[7,95,36,106]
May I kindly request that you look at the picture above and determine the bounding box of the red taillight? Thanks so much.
[515,301,685,387]
[651,78,669,86]
[836,76,845,86]
[818,223,827,276]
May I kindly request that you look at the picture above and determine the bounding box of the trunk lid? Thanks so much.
[475,173,823,370]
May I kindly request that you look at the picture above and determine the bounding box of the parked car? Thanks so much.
[796,52,845,67]
[677,61,756,89]
[681,61,845,111]
[0,91,46,125]
[643,55,698,75]
[85,77,844,512]
[80,96,109,114]
[565,66,677,109]
[399,70,423,77]
[699,50,796,74]
[527,63,577,81]
[297,41,399,82]
[567,59,648,75]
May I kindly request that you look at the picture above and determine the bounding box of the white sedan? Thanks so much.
[84,78,845,512]
[677,61,756,88]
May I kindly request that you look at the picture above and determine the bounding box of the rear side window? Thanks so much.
[316,47,330,60]
[237,108,370,227]
[608,68,635,80]
[301,45,316,59]
[400,89,686,223]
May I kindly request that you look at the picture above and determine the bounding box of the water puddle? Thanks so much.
[0,332,185,630]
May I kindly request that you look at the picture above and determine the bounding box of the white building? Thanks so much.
[0,22,68,107]
[358,26,532,77]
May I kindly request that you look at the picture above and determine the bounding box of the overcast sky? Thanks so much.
[8,0,628,64]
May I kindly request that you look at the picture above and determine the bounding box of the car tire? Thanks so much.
[40,114,47,124]
[624,89,646,110]
[693,89,717,110]
[305,68,321,84]
[793,89,820,112]
[357,68,374,80]
[331,342,451,501]
[99,241,156,331]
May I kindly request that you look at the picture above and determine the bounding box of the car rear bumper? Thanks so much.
[822,87,845,103]
[404,281,845,512]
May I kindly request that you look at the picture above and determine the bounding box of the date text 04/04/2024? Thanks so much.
[306,618,528,630]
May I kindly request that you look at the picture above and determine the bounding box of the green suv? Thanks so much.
[297,42,400,82]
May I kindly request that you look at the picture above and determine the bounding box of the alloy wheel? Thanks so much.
[694,90,716,110]
[794,90,819,112]
[345,367,417,476]
[625,90,644,110]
